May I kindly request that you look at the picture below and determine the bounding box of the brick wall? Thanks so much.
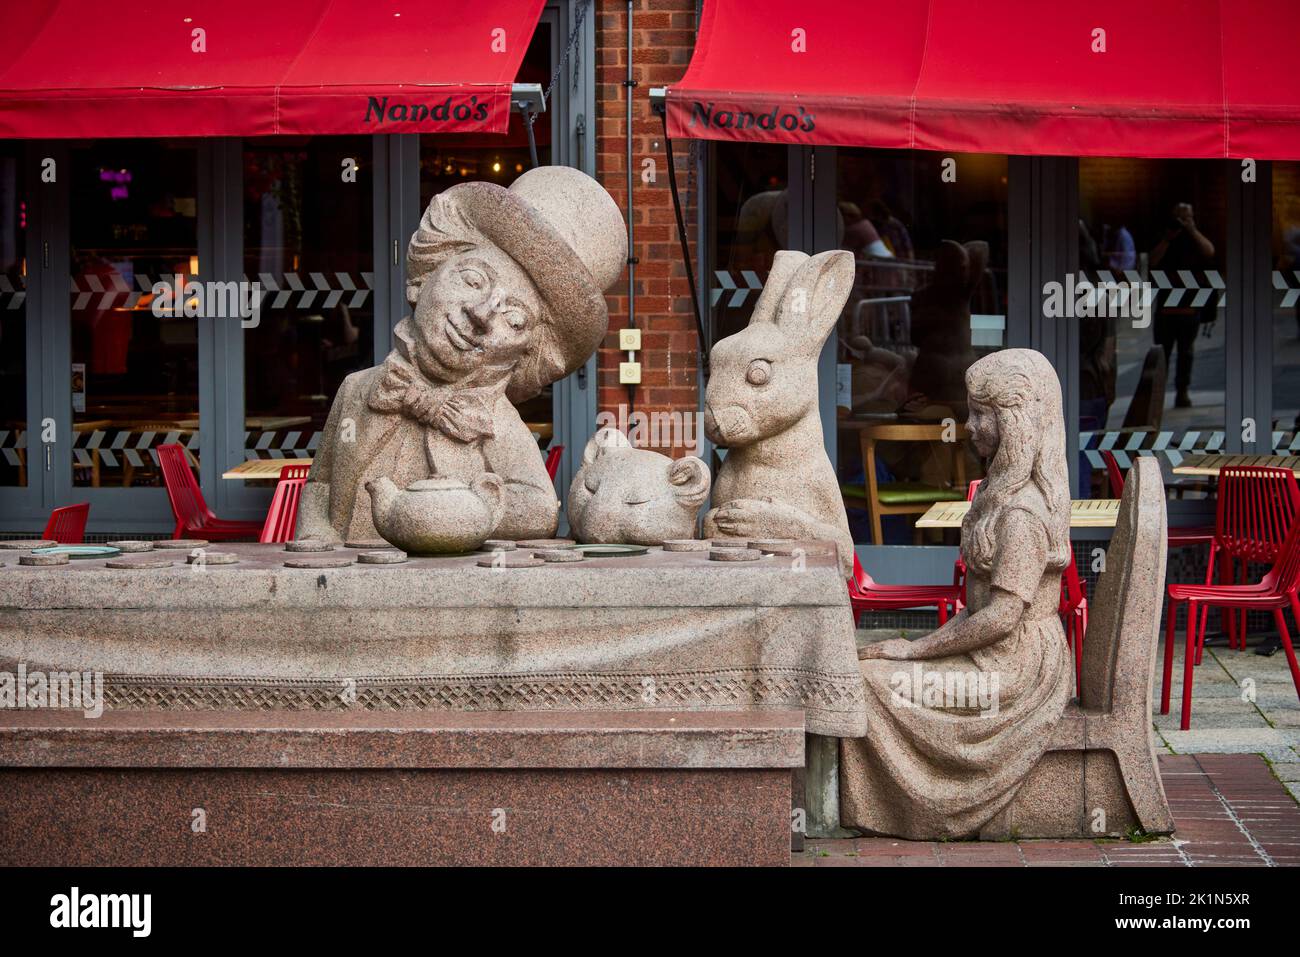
[593,0,701,456]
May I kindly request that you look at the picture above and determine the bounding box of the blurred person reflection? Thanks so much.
[1150,202,1215,408]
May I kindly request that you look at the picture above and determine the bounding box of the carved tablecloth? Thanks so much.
[0,542,866,737]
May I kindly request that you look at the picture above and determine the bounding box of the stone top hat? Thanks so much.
[406,165,627,402]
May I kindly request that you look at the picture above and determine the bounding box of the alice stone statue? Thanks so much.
[839,349,1075,840]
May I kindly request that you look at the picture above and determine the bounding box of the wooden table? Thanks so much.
[916,498,1122,529]
[223,458,314,480]
[1172,453,1300,477]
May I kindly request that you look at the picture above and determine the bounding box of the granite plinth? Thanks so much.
[0,542,865,738]
[0,709,801,866]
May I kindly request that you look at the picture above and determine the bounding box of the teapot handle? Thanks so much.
[472,472,506,533]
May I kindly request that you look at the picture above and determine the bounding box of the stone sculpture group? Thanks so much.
[296,167,1172,841]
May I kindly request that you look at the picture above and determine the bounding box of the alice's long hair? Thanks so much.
[961,350,1071,576]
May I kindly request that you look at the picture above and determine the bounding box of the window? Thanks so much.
[1271,163,1300,452]
[242,136,375,462]
[68,140,199,489]
[0,147,25,488]
[1077,158,1226,498]
[834,149,1008,544]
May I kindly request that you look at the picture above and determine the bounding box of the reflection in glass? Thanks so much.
[69,141,199,488]
[243,137,374,461]
[834,150,1008,545]
[1272,163,1300,453]
[1077,159,1226,498]
[0,148,25,487]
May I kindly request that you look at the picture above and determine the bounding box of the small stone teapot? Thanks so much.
[365,474,505,554]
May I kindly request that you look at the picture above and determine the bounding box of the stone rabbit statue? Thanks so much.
[703,249,856,576]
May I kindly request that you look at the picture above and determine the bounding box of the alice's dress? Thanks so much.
[839,501,1073,839]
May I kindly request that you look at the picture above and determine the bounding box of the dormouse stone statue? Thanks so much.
[296,166,627,546]
[567,428,710,545]
[839,349,1074,840]
[703,249,856,576]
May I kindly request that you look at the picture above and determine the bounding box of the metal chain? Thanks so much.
[545,0,593,107]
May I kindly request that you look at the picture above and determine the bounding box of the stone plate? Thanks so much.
[574,544,648,557]
[356,550,408,564]
[32,545,122,560]
[105,558,175,570]
[155,539,210,549]
[187,551,238,565]
[284,541,334,552]
[107,540,155,553]
[534,548,584,563]
[709,539,748,549]
[284,557,355,569]
[479,540,518,552]
[476,555,546,569]
[20,553,69,566]
[0,539,57,550]
[344,539,391,549]
[662,539,710,552]
[709,547,762,562]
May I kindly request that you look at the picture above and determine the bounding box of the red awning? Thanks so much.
[667,0,1300,159]
[0,0,545,138]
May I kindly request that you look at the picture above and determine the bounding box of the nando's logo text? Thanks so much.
[688,100,815,133]
[364,95,489,126]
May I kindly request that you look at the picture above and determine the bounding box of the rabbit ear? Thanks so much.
[774,249,854,352]
[583,428,629,466]
[668,456,711,509]
[747,250,808,327]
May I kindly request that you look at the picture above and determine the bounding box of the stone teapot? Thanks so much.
[365,474,505,554]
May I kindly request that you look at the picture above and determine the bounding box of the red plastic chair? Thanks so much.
[1198,466,1300,657]
[848,553,963,626]
[259,465,312,543]
[545,444,564,483]
[1059,556,1088,694]
[42,503,90,544]
[1162,511,1300,730]
[1101,449,1214,550]
[157,444,264,541]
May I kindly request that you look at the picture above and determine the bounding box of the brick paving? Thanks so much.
[794,753,1300,866]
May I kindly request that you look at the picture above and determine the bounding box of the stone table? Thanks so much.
[0,541,865,738]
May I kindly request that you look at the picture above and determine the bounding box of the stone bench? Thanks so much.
[0,709,803,866]
[979,457,1175,839]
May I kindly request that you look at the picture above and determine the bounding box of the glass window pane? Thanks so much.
[69,140,198,488]
[0,147,26,487]
[1077,158,1226,498]
[834,150,1008,545]
[243,136,375,462]
[1271,162,1300,452]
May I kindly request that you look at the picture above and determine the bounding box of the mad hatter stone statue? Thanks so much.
[297,166,627,544]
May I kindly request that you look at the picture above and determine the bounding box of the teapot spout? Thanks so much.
[365,476,400,524]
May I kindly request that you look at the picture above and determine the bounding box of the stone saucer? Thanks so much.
[1,539,57,550]
[476,555,546,569]
[356,550,408,565]
[155,539,210,549]
[662,539,711,552]
[284,556,355,569]
[107,540,155,553]
[479,540,518,552]
[20,553,69,566]
[285,541,334,553]
[344,539,391,549]
[105,558,175,570]
[709,539,748,549]
[708,547,762,562]
[187,551,238,565]
[535,548,584,563]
